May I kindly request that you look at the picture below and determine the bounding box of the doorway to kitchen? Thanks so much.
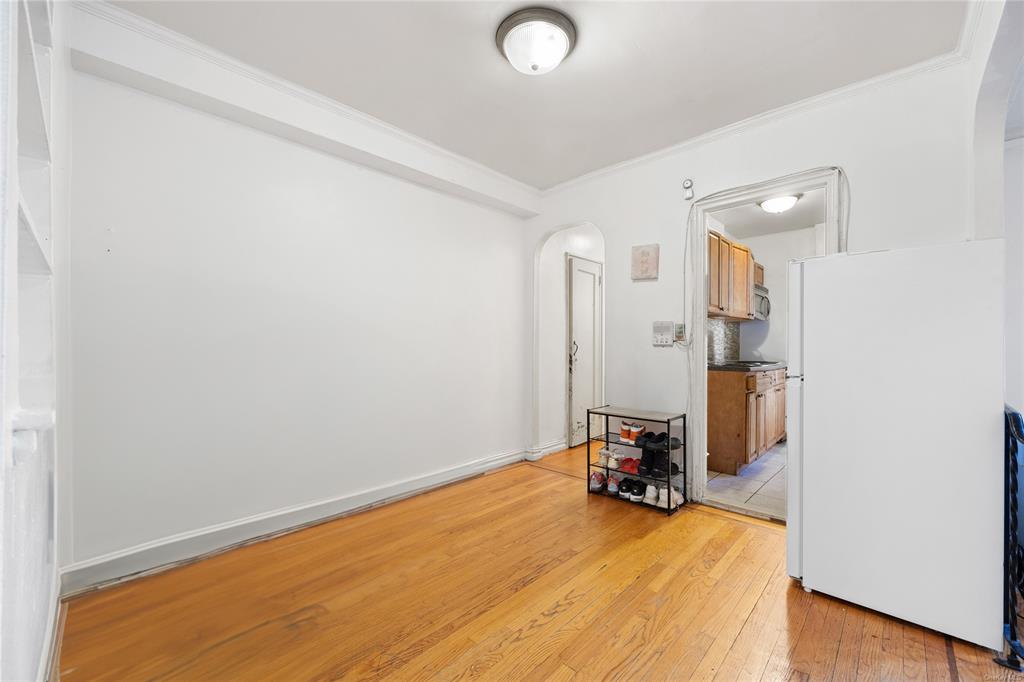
[686,168,848,522]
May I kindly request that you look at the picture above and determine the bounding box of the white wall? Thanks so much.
[738,226,820,362]
[530,50,984,419]
[1006,136,1024,408]
[1,2,72,679]
[530,224,603,453]
[68,74,529,568]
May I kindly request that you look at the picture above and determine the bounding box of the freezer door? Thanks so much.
[800,239,1004,649]
[785,377,803,579]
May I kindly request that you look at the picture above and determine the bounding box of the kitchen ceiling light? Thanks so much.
[496,8,576,76]
[758,195,802,214]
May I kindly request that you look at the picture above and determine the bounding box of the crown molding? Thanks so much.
[70,0,542,217]
[72,0,987,205]
[543,1,985,197]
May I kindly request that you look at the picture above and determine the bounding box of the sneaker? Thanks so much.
[607,475,620,495]
[630,424,645,443]
[642,484,658,505]
[620,421,632,441]
[618,479,632,499]
[657,486,669,508]
[589,471,606,492]
[670,486,684,508]
[629,481,645,502]
[608,453,620,470]
[598,448,610,467]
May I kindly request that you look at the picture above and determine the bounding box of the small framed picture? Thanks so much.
[631,244,660,280]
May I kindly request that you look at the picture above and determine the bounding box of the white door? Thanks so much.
[800,240,1004,649]
[567,256,603,447]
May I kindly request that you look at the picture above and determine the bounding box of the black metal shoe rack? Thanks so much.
[586,405,687,516]
[997,406,1024,671]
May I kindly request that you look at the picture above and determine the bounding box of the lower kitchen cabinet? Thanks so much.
[708,368,786,475]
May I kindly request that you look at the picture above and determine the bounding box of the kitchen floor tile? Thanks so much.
[705,442,787,520]
[707,474,765,496]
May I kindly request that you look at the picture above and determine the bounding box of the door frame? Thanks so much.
[688,167,849,502]
[565,253,605,448]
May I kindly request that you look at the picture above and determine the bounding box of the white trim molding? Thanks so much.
[60,448,525,594]
[525,438,567,461]
[69,1,541,218]
[685,167,848,503]
[544,2,984,197]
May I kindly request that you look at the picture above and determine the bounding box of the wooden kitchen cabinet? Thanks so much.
[709,232,721,313]
[771,384,787,443]
[754,262,764,287]
[708,367,787,475]
[708,231,754,321]
[730,242,753,319]
[755,392,767,455]
[745,391,757,461]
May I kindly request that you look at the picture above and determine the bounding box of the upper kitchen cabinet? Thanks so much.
[709,231,721,312]
[709,231,754,321]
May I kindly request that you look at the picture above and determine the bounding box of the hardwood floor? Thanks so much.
[60,444,1016,680]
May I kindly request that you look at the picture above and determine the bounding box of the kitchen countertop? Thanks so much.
[708,361,788,372]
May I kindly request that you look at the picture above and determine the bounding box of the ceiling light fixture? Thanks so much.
[496,7,576,76]
[758,195,802,214]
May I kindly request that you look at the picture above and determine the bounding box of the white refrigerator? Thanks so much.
[786,238,1005,650]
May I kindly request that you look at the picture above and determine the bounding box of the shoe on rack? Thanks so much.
[608,453,621,470]
[643,484,658,505]
[651,451,681,478]
[670,486,684,508]
[607,475,621,495]
[620,420,633,441]
[618,479,632,499]
[598,448,610,467]
[657,486,669,509]
[619,457,639,474]
[589,471,606,492]
[629,424,646,444]
[638,448,654,476]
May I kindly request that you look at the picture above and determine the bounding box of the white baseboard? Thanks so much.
[525,439,567,461]
[60,448,525,595]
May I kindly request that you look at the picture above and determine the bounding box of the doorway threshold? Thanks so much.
[702,496,787,524]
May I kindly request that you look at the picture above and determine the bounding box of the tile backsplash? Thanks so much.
[707,318,740,364]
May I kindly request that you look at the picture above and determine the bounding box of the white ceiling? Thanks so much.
[712,188,826,239]
[115,1,968,189]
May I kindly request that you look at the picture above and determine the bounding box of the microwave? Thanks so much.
[753,284,771,320]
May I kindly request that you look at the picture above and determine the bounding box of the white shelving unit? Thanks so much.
[3,0,58,679]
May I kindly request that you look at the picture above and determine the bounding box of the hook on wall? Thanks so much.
[682,179,694,201]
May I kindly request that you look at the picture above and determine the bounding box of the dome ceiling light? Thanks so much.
[496,8,577,76]
[759,195,802,214]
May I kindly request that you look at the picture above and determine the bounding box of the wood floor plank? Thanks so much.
[902,623,930,682]
[60,444,1013,681]
[828,603,867,682]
